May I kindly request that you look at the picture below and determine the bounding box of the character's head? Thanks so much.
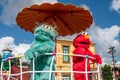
[34,24,58,42]
[73,32,91,49]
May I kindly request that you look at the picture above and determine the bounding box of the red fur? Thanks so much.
[73,34,102,80]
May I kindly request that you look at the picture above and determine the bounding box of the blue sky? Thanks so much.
[0,0,120,64]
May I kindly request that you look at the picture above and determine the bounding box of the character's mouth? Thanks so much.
[78,42,89,44]
[39,30,48,35]
[36,29,54,41]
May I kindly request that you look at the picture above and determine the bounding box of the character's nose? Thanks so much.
[84,35,89,40]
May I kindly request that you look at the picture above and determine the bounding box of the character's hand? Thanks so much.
[94,54,102,64]
[24,49,34,61]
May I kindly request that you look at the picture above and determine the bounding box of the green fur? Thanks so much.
[24,24,57,80]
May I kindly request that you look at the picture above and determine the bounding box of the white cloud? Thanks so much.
[59,24,120,65]
[30,0,58,4]
[110,0,120,13]
[80,4,93,16]
[88,25,120,65]
[0,36,30,57]
[81,4,90,11]
[0,37,15,54]
[0,0,58,26]
[12,43,30,56]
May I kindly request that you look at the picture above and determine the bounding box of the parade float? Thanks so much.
[0,2,102,80]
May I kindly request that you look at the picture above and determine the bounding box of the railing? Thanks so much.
[0,53,101,80]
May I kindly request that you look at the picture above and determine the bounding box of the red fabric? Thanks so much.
[11,65,30,80]
[1,65,30,80]
[73,34,102,80]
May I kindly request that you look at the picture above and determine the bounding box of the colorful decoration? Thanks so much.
[52,51,56,56]
[2,48,12,62]
[15,2,94,80]
[17,54,22,59]
[70,52,74,57]
[24,24,57,80]
[73,32,102,80]
[1,48,12,71]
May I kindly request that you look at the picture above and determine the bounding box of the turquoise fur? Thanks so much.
[24,24,57,80]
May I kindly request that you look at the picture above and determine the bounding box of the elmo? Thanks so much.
[73,32,102,80]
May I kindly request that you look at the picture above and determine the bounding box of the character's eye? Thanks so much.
[45,25,50,30]
[81,32,88,35]
[85,32,88,35]
[41,24,51,30]
[42,25,49,29]
[81,32,85,35]
[47,26,51,30]
[41,25,44,27]
[44,25,47,28]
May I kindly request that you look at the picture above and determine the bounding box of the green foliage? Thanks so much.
[11,58,20,66]
[101,65,113,80]
[22,62,28,66]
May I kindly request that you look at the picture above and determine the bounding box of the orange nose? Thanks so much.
[84,35,89,40]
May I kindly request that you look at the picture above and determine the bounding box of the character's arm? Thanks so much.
[24,49,34,61]
[88,51,102,64]
[94,54,102,64]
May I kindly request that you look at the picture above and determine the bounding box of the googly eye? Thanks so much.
[43,25,50,29]
[47,25,51,30]
[85,32,88,35]
[44,25,47,28]
[81,32,89,35]
[41,24,44,27]
[81,32,85,35]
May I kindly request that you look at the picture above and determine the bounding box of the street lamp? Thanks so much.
[108,46,116,80]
